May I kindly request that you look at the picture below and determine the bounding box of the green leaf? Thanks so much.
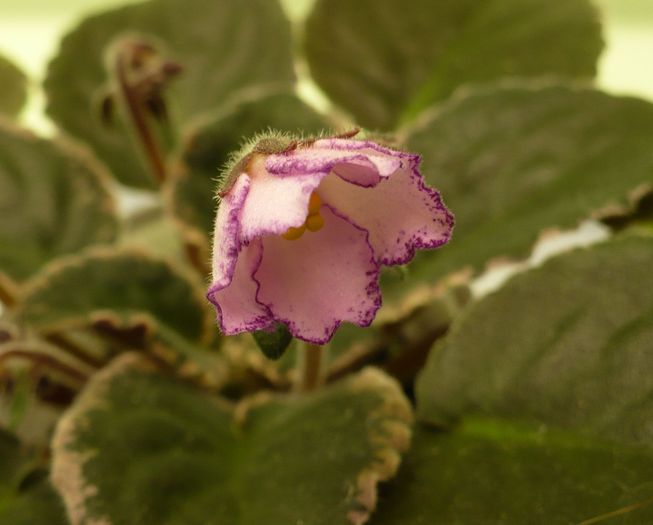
[15,250,224,386]
[417,235,653,441]
[0,55,28,118]
[0,429,68,525]
[369,236,653,523]
[397,83,653,294]
[304,0,602,130]
[45,0,296,189]
[16,250,210,343]
[51,354,412,525]
[0,429,23,482]
[167,90,329,257]
[0,122,118,284]
[252,323,292,360]
[373,421,653,525]
[328,280,472,386]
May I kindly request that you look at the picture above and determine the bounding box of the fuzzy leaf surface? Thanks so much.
[45,0,296,188]
[304,0,602,129]
[0,123,117,284]
[0,429,68,525]
[15,251,223,385]
[51,355,412,525]
[372,421,653,524]
[369,236,653,523]
[417,236,653,438]
[393,84,653,294]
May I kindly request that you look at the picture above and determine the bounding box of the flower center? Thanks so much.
[282,192,325,240]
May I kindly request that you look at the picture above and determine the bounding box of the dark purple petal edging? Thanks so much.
[380,154,454,266]
[207,239,275,335]
[314,138,417,159]
[207,176,275,335]
[266,153,380,177]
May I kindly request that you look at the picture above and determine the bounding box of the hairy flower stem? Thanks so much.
[113,42,167,185]
[296,343,325,393]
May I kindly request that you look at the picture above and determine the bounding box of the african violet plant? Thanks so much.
[1,0,653,523]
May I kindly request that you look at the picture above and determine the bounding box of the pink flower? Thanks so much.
[207,135,453,344]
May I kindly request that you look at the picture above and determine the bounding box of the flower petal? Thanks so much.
[207,174,273,334]
[239,156,326,242]
[210,173,250,289]
[265,139,404,186]
[318,156,454,265]
[207,240,273,334]
[254,206,381,344]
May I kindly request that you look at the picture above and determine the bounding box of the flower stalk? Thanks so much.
[296,343,325,393]
[0,277,17,309]
[110,39,182,185]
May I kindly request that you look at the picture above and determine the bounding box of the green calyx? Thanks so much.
[216,130,301,198]
[215,128,373,198]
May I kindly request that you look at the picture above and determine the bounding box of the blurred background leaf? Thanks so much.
[0,122,117,286]
[304,0,603,130]
[0,428,68,525]
[386,83,653,298]
[14,250,225,388]
[44,0,296,188]
[0,54,28,119]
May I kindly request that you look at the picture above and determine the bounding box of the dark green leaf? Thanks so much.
[417,235,653,443]
[16,250,210,343]
[369,235,653,523]
[304,0,602,129]
[51,354,412,525]
[45,0,296,188]
[0,55,28,118]
[15,250,224,386]
[167,90,329,257]
[373,421,653,525]
[0,123,117,284]
[0,429,68,525]
[396,83,653,295]
[252,323,292,360]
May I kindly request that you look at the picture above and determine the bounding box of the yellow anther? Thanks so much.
[308,192,322,215]
[305,213,325,232]
[281,193,325,239]
[282,224,306,240]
